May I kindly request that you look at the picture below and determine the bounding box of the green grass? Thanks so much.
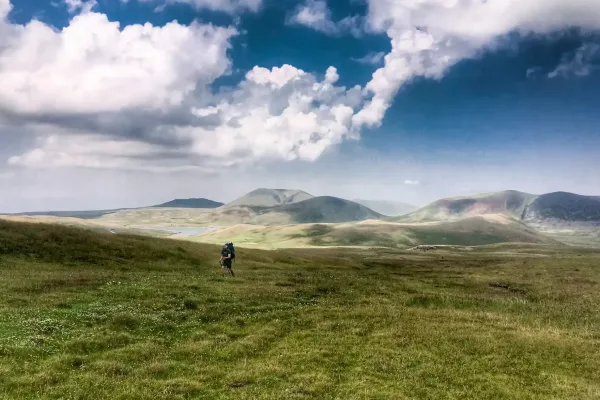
[406,227,525,246]
[276,218,551,249]
[1,219,600,399]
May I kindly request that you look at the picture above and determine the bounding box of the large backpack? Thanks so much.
[226,242,235,261]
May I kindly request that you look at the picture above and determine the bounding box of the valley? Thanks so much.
[2,188,599,249]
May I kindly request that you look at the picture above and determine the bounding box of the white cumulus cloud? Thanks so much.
[3,0,600,176]
[0,0,10,18]
[172,64,361,164]
[288,0,364,37]
[9,64,363,170]
[404,180,420,185]
[352,0,600,130]
[1,1,366,172]
[0,8,237,115]
[7,133,191,172]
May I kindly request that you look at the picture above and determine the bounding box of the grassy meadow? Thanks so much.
[1,219,599,399]
[192,217,556,250]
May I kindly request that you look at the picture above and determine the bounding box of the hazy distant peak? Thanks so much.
[224,188,314,208]
[152,198,224,209]
[352,199,417,216]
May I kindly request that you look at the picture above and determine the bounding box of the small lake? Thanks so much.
[134,226,218,237]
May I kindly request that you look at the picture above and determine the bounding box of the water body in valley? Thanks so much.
[134,226,218,237]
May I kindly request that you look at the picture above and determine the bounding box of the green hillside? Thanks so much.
[10,189,599,250]
[195,215,557,249]
[98,195,383,227]
[1,219,600,399]
[152,198,224,209]
[522,192,600,222]
[396,190,600,227]
[395,190,535,223]
[404,216,557,246]
[268,196,383,224]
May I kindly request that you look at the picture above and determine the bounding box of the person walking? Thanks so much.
[220,244,235,277]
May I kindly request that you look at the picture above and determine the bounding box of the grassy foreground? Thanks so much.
[1,220,599,399]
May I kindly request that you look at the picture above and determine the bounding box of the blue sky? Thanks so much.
[0,0,599,212]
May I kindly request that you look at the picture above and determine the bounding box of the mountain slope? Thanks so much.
[394,190,536,223]
[403,215,557,246]
[389,190,600,248]
[246,196,384,225]
[224,188,313,208]
[97,195,382,226]
[195,214,558,249]
[522,192,600,223]
[520,192,600,247]
[352,199,417,216]
[6,197,225,219]
[273,196,383,224]
[152,198,224,208]
[7,209,127,219]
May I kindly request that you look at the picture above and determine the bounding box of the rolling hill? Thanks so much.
[395,190,600,226]
[7,187,599,249]
[352,199,417,216]
[2,219,599,400]
[253,196,384,224]
[194,214,558,249]
[223,188,313,208]
[522,192,600,223]
[152,198,224,208]
[2,197,224,219]
[6,208,130,219]
[96,194,384,227]
[391,190,600,247]
[519,192,600,246]
[394,190,536,223]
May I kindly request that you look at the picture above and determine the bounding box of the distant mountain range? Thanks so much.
[267,196,383,224]
[392,190,600,247]
[215,189,381,224]
[352,199,417,216]
[6,208,130,220]
[395,190,535,222]
[3,187,599,248]
[522,192,600,223]
[7,198,223,219]
[7,188,599,226]
[152,198,224,208]
[223,188,313,208]
[394,190,600,225]
[213,188,599,245]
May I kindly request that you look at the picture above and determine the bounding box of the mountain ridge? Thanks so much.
[395,190,600,224]
[269,196,383,224]
[4,187,599,248]
[152,198,224,209]
[224,188,314,208]
[393,190,537,223]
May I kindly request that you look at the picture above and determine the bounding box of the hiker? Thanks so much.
[220,243,235,277]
